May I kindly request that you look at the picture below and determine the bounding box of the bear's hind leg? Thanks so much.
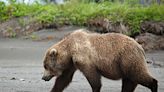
[121,78,137,92]
[139,77,158,92]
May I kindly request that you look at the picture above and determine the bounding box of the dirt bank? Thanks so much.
[0,17,164,51]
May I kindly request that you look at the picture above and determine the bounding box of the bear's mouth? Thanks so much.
[53,71,62,77]
[51,69,63,77]
[55,70,62,76]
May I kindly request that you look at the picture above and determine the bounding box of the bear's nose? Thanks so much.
[42,77,48,81]
[42,76,46,81]
[42,75,54,81]
[42,76,49,81]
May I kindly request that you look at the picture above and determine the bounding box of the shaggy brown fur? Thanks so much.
[42,29,158,92]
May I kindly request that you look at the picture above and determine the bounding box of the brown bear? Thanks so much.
[42,29,158,92]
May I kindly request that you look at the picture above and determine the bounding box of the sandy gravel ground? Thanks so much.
[0,27,164,92]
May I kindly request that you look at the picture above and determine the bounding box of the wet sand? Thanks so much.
[0,27,164,92]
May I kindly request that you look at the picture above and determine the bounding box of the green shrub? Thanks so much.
[0,1,163,35]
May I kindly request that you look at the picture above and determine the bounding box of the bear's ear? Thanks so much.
[49,48,57,57]
[49,49,57,67]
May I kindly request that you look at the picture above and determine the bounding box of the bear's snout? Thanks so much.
[42,70,54,81]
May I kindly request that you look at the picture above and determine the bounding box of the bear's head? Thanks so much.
[42,48,71,81]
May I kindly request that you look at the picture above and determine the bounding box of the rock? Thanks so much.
[10,77,25,81]
[158,38,164,49]
[146,58,163,68]
[135,33,164,51]
[141,21,164,35]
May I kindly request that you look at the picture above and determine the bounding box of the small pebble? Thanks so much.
[20,79,25,81]
[11,77,16,80]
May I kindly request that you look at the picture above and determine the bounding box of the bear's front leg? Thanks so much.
[78,65,102,92]
[51,67,76,92]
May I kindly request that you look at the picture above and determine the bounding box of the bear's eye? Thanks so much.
[44,65,48,70]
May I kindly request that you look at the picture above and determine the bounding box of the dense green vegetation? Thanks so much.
[0,0,164,35]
